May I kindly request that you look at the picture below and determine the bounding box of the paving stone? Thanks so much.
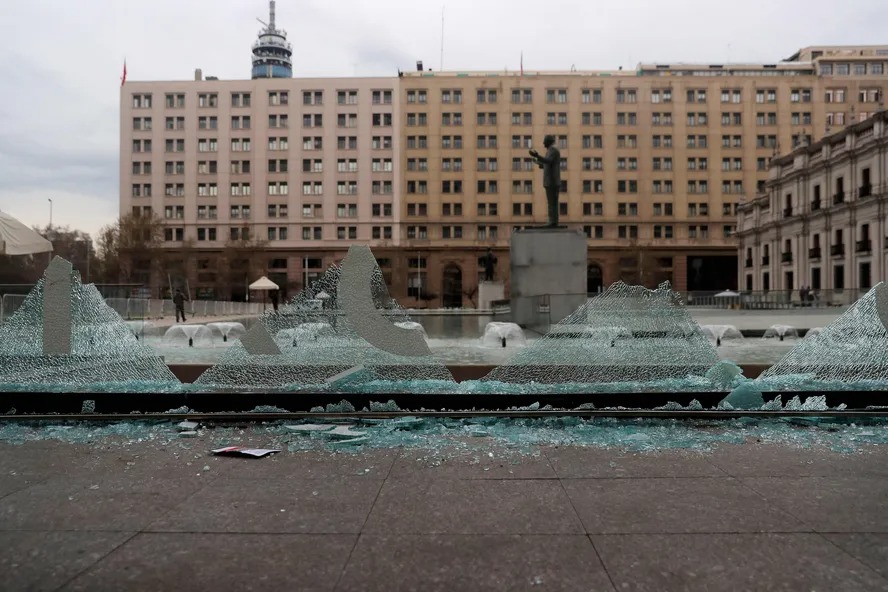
[0,471,49,499]
[0,476,206,531]
[61,533,355,592]
[0,530,134,592]
[149,477,382,533]
[545,446,724,479]
[216,449,396,480]
[363,478,584,534]
[563,477,806,534]
[708,443,888,478]
[742,476,888,532]
[593,533,887,592]
[388,448,556,480]
[338,534,614,592]
[825,534,888,579]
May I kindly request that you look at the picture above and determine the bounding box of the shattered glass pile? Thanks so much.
[480,282,720,392]
[3,416,888,455]
[194,251,454,391]
[758,282,888,391]
[0,258,179,392]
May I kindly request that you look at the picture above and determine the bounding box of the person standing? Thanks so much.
[270,289,279,312]
[173,289,187,323]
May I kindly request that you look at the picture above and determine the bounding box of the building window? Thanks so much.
[164,93,185,108]
[371,89,393,105]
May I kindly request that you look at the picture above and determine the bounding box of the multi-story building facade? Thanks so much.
[122,74,401,301]
[119,9,888,304]
[736,110,888,302]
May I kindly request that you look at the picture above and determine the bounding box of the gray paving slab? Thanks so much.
[709,444,888,478]
[337,534,615,592]
[0,443,97,477]
[216,449,396,480]
[2,435,888,589]
[0,530,135,592]
[363,478,584,534]
[0,472,49,499]
[148,477,383,534]
[388,447,557,480]
[825,534,888,579]
[0,475,207,532]
[592,533,888,592]
[546,447,724,479]
[61,533,356,592]
[563,477,807,534]
[742,476,888,533]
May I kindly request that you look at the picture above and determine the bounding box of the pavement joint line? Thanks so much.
[815,532,888,585]
[333,448,396,590]
[542,446,619,590]
[585,535,619,592]
[53,530,140,591]
[0,474,53,503]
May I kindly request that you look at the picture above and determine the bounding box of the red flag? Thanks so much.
[120,60,127,87]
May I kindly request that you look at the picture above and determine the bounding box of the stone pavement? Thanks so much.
[1,436,887,591]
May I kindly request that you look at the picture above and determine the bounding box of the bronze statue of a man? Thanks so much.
[529,134,561,227]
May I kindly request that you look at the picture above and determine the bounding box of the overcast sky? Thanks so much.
[0,0,884,240]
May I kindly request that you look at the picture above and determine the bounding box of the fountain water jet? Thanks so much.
[207,322,246,343]
[481,322,527,348]
[763,325,799,342]
[162,325,213,348]
[701,325,744,347]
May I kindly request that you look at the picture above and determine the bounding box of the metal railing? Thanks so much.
[683,289,864,309]
[0,294,263,324]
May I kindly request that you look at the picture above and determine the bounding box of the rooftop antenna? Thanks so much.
[440,6,445,71]
[256,0,275,32]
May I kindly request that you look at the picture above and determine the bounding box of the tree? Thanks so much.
[96,213,164,285]
[216,234,269,301]
[0,225,96,285]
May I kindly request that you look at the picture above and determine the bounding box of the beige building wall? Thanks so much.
[119,45,888,304]
[736,110,888,303]
[121,75,400,299]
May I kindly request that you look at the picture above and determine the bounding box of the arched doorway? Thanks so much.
[587,264,604,294]
[442,265,463,308]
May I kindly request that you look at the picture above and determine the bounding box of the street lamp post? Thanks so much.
[48,199,52,228]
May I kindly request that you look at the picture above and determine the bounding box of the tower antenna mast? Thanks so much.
[440,6,445,71]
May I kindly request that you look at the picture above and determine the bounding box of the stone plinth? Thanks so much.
[510,228,587,328]
[478,281,505,311]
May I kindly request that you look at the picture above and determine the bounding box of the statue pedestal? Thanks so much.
[510,228,587,328]
[478,281,505,310]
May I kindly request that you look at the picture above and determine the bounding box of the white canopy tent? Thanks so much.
[0,210,52,256]
[249,276,279,311]
[249,276,279,291]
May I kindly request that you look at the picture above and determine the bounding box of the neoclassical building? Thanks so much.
[736,110,887,304]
